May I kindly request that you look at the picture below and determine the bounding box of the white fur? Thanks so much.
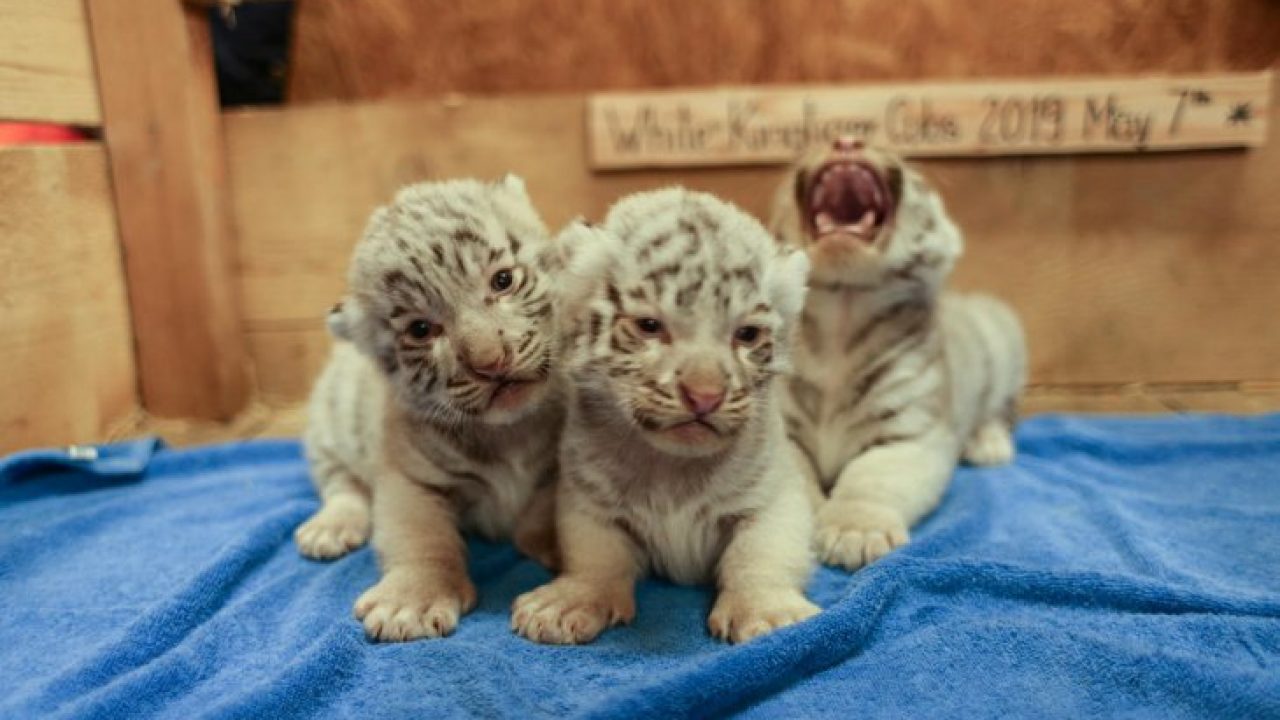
[300,176,569,641]
[771,146,1028,570]
[512,189,819,645]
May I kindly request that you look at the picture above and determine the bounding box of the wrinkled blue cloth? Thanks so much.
[1,414,1278,719]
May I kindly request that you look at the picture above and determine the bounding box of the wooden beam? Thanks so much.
[0,0,101,125]
[85,0,249,419]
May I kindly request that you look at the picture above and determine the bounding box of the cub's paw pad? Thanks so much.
[709,589,820,644]
[511,578,633,645]
[815,500,910,570]
[294,506,370,561]
[963,422,1016,467]
[353,572,477,642]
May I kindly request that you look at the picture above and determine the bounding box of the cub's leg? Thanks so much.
[513,482,560,571]
[354,469,476,641]
[511,491,638,645]
[711,480,819,643]
[816,429,957,570]
[295,449,372,561]
[962,417,1015,467]
[787,435,828,512]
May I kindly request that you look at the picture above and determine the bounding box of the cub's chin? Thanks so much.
[478,378,551,425]
[639,418,737,459]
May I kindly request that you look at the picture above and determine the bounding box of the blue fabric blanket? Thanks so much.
[1,414,1278,719]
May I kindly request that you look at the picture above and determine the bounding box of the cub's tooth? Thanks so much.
[816,212,836,232]
[857,210,877,232]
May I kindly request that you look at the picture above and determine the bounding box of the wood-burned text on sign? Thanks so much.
[587,72,1271,169]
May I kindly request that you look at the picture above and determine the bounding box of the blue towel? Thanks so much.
[1,414,1277,719]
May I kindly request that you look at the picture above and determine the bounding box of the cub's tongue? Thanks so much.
[807,162,891,241]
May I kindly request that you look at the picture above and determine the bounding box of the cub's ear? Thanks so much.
[766,247,811,320]
[494,173,530,201]
[552,220,622,319]
[326,296,367,344]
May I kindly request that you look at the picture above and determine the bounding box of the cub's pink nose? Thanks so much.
[679,384,726,415]
[833,136,864,152]
[468,357,508,379]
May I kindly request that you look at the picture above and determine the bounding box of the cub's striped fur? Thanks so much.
[770,138,1027,570]
[299,176,574,642]
[512,189,819,645]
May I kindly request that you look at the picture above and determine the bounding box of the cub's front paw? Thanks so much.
[353,570,477,641]
[709,588,819,644]
[962,420,1016,467]
[816,499,909,570]
[511,577,634,645]
[294,501,370,561]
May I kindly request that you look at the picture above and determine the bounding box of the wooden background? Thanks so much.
[287,0,1280,100]
[225,75,1280,401]
[1,0,1278,452]
[244,0,1276,403]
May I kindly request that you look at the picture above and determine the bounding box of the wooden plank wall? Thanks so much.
[0,146,137,453]
[223,72,1280,401]
[0,0,102,125]
[287,0,1279,101]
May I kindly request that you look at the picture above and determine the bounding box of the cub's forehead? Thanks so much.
[605,189,773,261]
[350,182,541,295]
[602,189,776,313]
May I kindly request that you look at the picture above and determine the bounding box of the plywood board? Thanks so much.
[224,74,1280,400]
[287,0,1280,103]
[588,72,1271,168]
[0,145,137,453]
[86,0,250,420]
[0,0,102,125]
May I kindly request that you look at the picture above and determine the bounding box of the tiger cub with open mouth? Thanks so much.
[298,176,594,641]
[770,137,1027,571]
[512,189,819,645]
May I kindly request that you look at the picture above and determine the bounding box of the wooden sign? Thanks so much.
[588,72,1271,169]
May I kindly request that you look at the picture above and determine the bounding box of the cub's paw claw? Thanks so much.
[511,578,633,645]
[709,589,819,644]
[353,571,477,641]
[815,500,910,570]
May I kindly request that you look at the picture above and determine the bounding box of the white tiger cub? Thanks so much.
[770,137,1027,571]
[512,189,819,645]
[298,176,592,642]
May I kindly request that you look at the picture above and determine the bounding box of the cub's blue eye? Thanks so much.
[635,318,664,336]
[407,320,435,340]
[735,326,762,344]
[491,269,514,292]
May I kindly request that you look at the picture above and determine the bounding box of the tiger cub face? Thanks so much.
[770,137,963,289]
[330,176,561,425]
[562,189,809,458]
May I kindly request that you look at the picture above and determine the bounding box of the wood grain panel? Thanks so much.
[225,75,1280,400]
[86,0,250,419]
[0,0,101,125]
[287,0,1280,103]
[0,145,137,453]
